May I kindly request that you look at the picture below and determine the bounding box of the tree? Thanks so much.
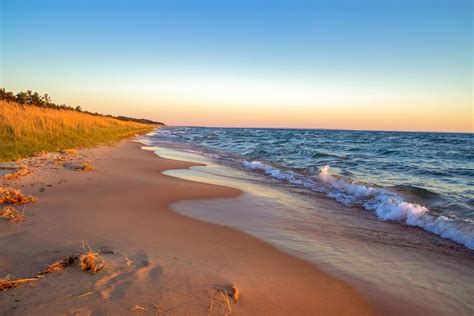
[31,92,43,106]
[15,92,28,104]
[0,88,14,102]
[42,93,51,106]
[26,90,33,105]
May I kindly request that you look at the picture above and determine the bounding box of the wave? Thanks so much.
[391,185,441,200]
[243,161,474,250]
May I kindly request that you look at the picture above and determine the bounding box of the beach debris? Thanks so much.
[54,158,66,166]
[3,164,31,180]
[0,277,38,291]
[42,255,78,274]
[208,286,239,315]
[231,286,240,303]
[39,249,102,276]
[0,206,26,222]
[207,288,232,315]
[219,290,232,314]
[79,241,104,273]
[79,162,95,172]
[0,187,37,205]
[76,291,94,298]
[63,161,95,171]
[130,305,147,313]
[0,243,107,291]
[80,251,103,273]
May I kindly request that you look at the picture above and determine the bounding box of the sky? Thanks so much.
[1,0,472,132]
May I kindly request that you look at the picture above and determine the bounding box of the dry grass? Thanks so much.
[130,305,147,313]
[208,287,239,315]
[0,206,26,222]
[61,148,79,156]
[34,151,49,158]
[4,164,31,180]
[0,100,155,161]
[79,242,104,273]
[231,287,240,303]
[42,256,78,274]
[79,162,95,172]
[79,251,103,273]
[220,290,232,314]
[0,244,106,291]
[0,187,37,205]
[0,277,38,291]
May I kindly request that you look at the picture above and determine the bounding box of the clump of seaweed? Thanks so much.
[3,164,31,180]
[0,277,38,291]
[0,187,37,205]
[0,206,26,222]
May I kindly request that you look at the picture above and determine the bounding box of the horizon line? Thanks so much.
[168,125,474,135]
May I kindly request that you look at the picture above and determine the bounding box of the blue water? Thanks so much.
[145,127,474,249]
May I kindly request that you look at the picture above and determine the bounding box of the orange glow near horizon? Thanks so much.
[25,75,471,133]
[3,71,472,133]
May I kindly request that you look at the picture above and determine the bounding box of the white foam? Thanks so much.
[243,161,474,250]
[243,161,295,181]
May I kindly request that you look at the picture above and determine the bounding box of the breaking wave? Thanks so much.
[243,161,474,250]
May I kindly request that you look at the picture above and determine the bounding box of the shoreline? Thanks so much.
[0,140,376,315]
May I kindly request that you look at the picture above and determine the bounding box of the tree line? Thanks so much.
[0,88,164,126]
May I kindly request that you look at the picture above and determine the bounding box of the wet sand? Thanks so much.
[0,140,376,315]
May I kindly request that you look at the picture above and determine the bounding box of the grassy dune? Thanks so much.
[0,101,155,161]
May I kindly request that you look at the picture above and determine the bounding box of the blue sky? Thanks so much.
[1,0,472,131]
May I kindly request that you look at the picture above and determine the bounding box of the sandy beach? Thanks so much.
[0,140,376,315]
[2,0,471,314]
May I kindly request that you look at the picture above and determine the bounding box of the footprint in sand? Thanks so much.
[95,251,162,301]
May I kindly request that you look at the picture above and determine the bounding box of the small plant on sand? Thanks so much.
[0,187,37,204]
[0,206,26,222]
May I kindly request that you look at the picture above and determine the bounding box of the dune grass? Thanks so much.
[0,101,155,161]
